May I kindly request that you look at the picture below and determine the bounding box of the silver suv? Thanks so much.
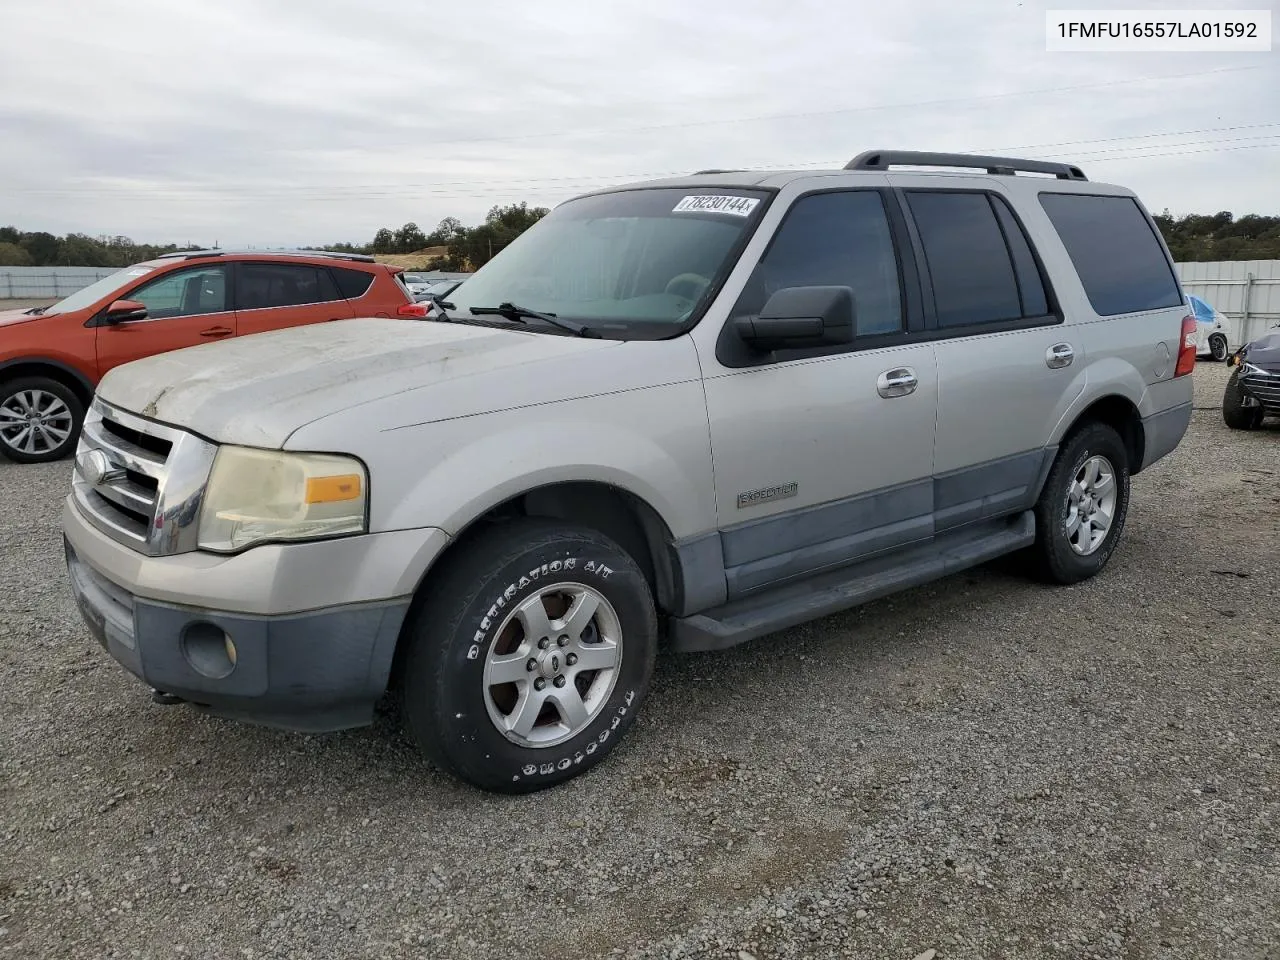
[61,150,1196,792]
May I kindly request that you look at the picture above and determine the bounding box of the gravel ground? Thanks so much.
[0,299,57,312]
[1,361,1277,960]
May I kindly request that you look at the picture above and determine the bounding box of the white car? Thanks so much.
[401,273,434,299]
[1189,294,1230,361]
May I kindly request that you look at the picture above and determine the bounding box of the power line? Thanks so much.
[14,119,1279,200]
[365,64,1266,148]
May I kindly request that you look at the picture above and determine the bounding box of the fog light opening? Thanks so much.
[181,622,236,679]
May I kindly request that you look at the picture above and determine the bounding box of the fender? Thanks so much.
[1047,355,1146,445]
[0,355,97,400]
[375,408,716,541]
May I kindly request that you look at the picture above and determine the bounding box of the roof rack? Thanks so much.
[845,150,1088,181]
[155,249,378,263]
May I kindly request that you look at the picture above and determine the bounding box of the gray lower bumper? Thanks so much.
[65,538,410,732]
[1139,401,1193,472]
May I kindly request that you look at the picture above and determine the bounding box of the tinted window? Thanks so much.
[332,267,375,300]
[129,266,228,320]
[734,190,902,336]
[907,192,1021,328]
[237,263,341,309]
[1039,193,1182,316]
[991,195,1049,318]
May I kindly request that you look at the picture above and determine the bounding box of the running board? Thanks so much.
[669,511,1036,652]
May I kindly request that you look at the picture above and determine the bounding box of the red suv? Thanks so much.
[0,251,425,463]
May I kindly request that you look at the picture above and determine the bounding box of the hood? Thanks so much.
[0,307,47,328]
[1243,327,1280,367]
[96,318,616,447]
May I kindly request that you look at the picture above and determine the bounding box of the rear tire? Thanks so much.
[1209,334,1228,362]
[0,377,84,464]
[1030,422,1131,585]
[1223,369,1264,430]
[399,519,657,793]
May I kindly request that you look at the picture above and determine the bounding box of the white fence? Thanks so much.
[0,266,119,299]
[1175,260,1279,349]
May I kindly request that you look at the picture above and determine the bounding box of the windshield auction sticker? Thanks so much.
[672,195,760,216]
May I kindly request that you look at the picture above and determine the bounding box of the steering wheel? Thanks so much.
[664,272,711,302]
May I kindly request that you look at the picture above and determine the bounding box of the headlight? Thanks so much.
[198,446,367,552]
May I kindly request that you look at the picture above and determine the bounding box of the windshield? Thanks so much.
[43,263,161,314]
[446,187,768,335]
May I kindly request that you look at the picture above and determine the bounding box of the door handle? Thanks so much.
[199,326,234,338]
[1046,342,1074,368]
[876,367,918,399]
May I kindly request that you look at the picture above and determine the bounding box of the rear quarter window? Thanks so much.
[1038,193,1182,317]
[331,266,376,300]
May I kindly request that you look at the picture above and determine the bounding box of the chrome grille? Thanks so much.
[71,398,218,556]
[1242,364,1280,410]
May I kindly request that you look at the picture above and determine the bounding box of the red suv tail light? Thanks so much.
[1174,314,1197,377]
[397,303,429,318]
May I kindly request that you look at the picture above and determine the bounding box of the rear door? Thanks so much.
[233,261,356,336]
[892,180,1080,531]
[95,263,236,378]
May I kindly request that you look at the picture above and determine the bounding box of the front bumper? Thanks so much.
[60,496,447,731]
[1240,366,1280,411]
[65,537,410,731]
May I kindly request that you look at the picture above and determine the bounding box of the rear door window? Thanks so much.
[236,263,342,309]
[1038,193,1183,316]
[906,191,1023,328]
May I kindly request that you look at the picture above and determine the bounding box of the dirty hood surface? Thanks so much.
[95,318,614,447]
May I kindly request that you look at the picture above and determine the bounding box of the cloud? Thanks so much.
[1,0,1275,245]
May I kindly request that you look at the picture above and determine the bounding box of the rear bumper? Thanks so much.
[1139,400,1192,472]
[65,537,409,732]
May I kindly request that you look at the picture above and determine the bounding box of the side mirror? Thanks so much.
[733,286,855,351]
[104,299,148,324]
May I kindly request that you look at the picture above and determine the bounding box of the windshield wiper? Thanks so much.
[23,306,48,316]
[469,302,597,338]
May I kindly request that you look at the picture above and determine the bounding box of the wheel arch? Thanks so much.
[387,479,689,691]
[1056,393,1146,474]
[0,357,95,408]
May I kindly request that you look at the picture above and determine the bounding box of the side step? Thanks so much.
[669,511,1036,652]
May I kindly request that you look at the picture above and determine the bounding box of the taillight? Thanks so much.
[1174,314,1197,377]
[397,303,429,318]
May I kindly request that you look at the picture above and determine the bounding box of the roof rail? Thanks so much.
[693,168,745,175]
[155,249,378,263]
[845,150,1088,181]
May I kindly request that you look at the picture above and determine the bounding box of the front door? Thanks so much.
[234,261,355,336]
[95,264,235,378]
[702,188,939,598]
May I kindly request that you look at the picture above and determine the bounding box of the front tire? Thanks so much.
[0,377,84,464]
[1030,422,1131,585]
[1209,334,1229,362]
[1223,368,1265,430]
[400,519,657,793]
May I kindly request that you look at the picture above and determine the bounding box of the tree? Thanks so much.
[393,222,428,253]
[20,231,61,266]
[426,217,463,245]
[371,228,396,254]
[0,241,32,266]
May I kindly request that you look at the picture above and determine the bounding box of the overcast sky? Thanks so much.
[1,0,1276,247]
